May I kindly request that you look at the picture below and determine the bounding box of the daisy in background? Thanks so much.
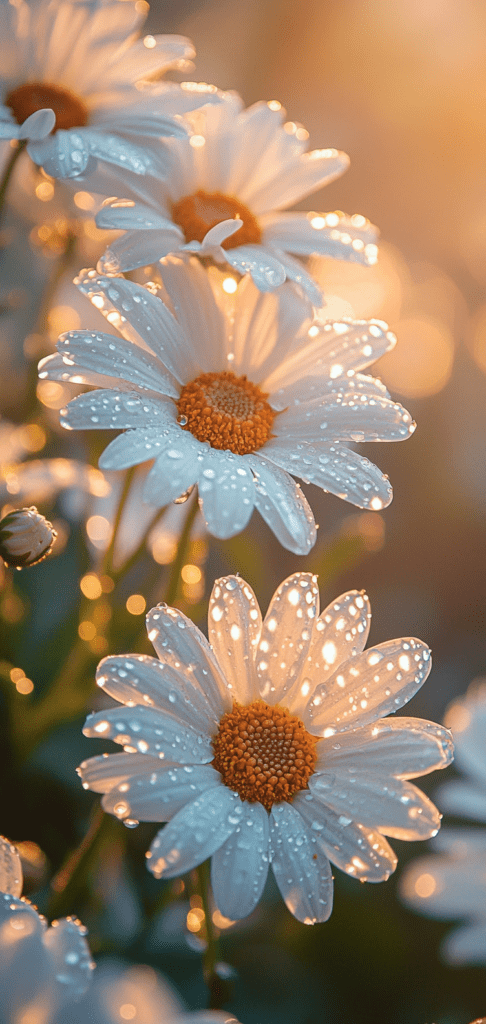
[79,572,452,924]
[95,90,378,301]
[0,834,93,1021]
[0,0,221,180]
[401,681,486,965]
[39,257,415,554]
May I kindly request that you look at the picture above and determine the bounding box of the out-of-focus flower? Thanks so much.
[51,957,239,1024]
[40,258,415,554]
[0,505,56,566]
[79,572,452,925]
[96,91,377,301]
[0,0,213,179]
[400,682,486,965]
[0,834,93,1021]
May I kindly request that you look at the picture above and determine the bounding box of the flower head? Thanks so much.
[79,573,452,924]
[0,505,57,566]
[39,258,415,554]
[400,682,486,965]
[0,0,218,179]
[0,834,93,1021]
[95,92,378,302]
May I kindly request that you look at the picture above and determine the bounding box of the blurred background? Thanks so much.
[2,1,486,1023]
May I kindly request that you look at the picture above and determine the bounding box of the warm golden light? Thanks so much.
[73,190,95,210]
[86,516,111,546]
[16,676,34,694]
[151,533,177,564]
[186,907,205,932]
[181,563,202,584]
[126,594,146,615]
[376,316,454,398]
[36,380,71,410]
[78,620,96,641]
[80,573,103,600]
[222,276,237,293]
[413,873,437,898]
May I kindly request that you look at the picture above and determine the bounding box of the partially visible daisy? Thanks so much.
[400,681,486,965]
[0,0,218,179]
[0,834,93,1021]
[96,91,378,301]
[79,573,452,924]
[39,257,415,554]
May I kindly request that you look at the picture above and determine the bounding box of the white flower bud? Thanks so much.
[0,506,57,567]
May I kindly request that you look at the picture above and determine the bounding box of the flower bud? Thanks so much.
[0,507,57,567]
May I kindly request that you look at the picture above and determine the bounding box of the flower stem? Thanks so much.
[44,804,119,920]
[198,859,226,1008]
[0,140,27,227]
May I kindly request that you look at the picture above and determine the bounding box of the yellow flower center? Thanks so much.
[171,189,262,249]
[212,700,318,812]
[6,82,89,132]
[176,370,275,455]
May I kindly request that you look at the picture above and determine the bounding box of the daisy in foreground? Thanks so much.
[0,0,213,179]
[401,681,486,965]
[0,834,93,1020]
[78,573,453,924]
[96,90,378,301]
[39,257,415,554]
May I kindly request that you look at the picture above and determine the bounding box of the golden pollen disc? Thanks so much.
[212,700,318,812]
[6,83,89,132]
[171,189,262,249]
[177,370,275,455]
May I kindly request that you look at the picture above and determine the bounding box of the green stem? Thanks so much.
[0,140,27,226]
[163,493,199,607]
[44,805,118,920]
[98,465,136,578]
[198,859,232,1010]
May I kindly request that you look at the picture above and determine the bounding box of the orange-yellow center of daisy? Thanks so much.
[176,370,275,455]
[6,82,89,132]
[212,701,318,811]
[171,189,262,249]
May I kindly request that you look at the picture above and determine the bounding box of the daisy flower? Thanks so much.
[0,0,217,179]
[39,258,415,555]
[78,572,452,925]
[95,91,378,302]
[400,681,486,965]
[0,834,93,1020]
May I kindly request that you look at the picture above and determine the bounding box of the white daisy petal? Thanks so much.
[0,836,23,898]
[102,764,222,822]
[261,211,378,262]
[315,717,454,780]
[38,351,140,391]
[75,271,190,382]
[434,780,486,822]
[43,918,93,1001]
[147,787,244,878]
[83,706,213,763]
[265,246,323,304]
[256,572,319,705]
[142,438,202,506]
[96,654,219,733]
[28,130,89,177]
[60,389,172,432]
[263,440,393,511]
[19,107,55,141]
[197,450,255,539]
[96,200,176,232]
[157,256,228,374]
[444,923,486,966]
[284,590,371,716]
[211,801,270,920]
[56,330,179,398]
[444,687,486,785]
[145,603,231,717]
[78,752,163,793]
[293,792,397,882]
[208,576,262,705]
[247,148,350,213]
[230,276,311,382]
[309,772,441,840]
[275,389,415,444]
[304,638,431,735]
[82,128,159,176]
[98,229,183,274]
[224,245,286,292]
[106,112,188,140]
[269,802,333,924]
[264,320,396,395]
[98,427,175,471]
[247,454,317,555]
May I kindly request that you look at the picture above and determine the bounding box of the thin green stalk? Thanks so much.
[44,806,119,920]
[198,859,228,1010]
[0,140,27,226]
[98,465,137,577]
